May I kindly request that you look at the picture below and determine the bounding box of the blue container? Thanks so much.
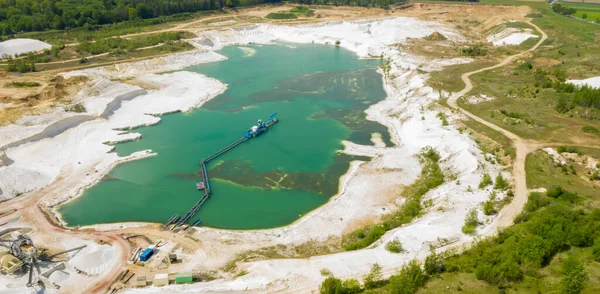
[139,248,154,262]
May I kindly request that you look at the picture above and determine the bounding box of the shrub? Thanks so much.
[424,251,445,275]
[560,255,588,294]
[557,146,581,154]
[364,263,383,289]
[546,186,580,203]
[582,126,600,136]
[494,174,509,190]
[592,237,600,262]
[341,279,361,294]
[483,200,496,215]
[517,62,533,70]
[265,12,297,19]
[386,238,403,253]
[320,277,342,294]
[524,192,549,212]
[11,81,40,87]
[436,112,449,126]
[461,45,487,57]
[479,173,493,189]
[388,260,427,294]
[335,40,341,46]
[462,208,479,235]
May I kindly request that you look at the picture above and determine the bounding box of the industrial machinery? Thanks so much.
[244,113,278,138]
[0,233,38,286]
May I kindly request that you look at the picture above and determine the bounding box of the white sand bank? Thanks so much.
[0,38,51,59]
[487,28,538,46]
[567,76,600,88]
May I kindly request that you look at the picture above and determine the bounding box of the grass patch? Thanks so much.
[460,117,515,159]
[342,146,444,250]
[582,125,600,136]
[265,12,298,20]
[560,2,600,22]
[76,31,192,55]
[10,81,40,88]
[479,173,493,189]
[526,150,599,206]
[461,208,479,235]
[385,238,404,253]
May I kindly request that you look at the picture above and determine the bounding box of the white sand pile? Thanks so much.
[125,18,509,293]
[68,243,116,275]
[487,28,538,46]
[567,76,600,88]
[0,38,51,59]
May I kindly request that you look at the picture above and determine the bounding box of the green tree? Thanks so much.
[389,260,427,294]
[560,255,588,294]
[494,174,509,190]
[320,277,342,294]
[341,279,361,294]
[479,173,492,189]
[128,7,138,21]
[364,263,383,289]
[582,13,587,20]
[462,208,479,234]
[424,251,445,276]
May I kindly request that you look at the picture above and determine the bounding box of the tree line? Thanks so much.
[532,68,600,115]
[552,4,577,16]
[0,0,483,36]
[0,0,283,35]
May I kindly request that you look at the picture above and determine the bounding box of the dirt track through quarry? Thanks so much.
[447,20,548,233]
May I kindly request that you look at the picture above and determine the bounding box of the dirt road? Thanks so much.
[447,20,547,230]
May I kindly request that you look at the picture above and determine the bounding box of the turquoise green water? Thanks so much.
[59,44,389,229]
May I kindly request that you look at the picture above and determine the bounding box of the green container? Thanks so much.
[175,273,193,284]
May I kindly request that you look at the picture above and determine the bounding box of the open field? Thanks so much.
[560,1,600,21]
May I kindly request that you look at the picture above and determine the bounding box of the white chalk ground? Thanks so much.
[487,28,538,46]
[465,94,495,104]
[0,18,512,293]
[567,76,600,89]
[0,38,51,59]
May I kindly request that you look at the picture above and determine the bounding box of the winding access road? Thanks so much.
[447,20,547,231]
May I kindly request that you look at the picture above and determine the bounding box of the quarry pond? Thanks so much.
[59,43,390,229]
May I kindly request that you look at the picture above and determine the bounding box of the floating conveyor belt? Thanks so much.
[171,114,279,229]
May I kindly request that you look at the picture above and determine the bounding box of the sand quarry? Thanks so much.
[0,4,543,293]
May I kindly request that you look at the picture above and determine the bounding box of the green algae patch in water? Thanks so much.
[59,44,388,229]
